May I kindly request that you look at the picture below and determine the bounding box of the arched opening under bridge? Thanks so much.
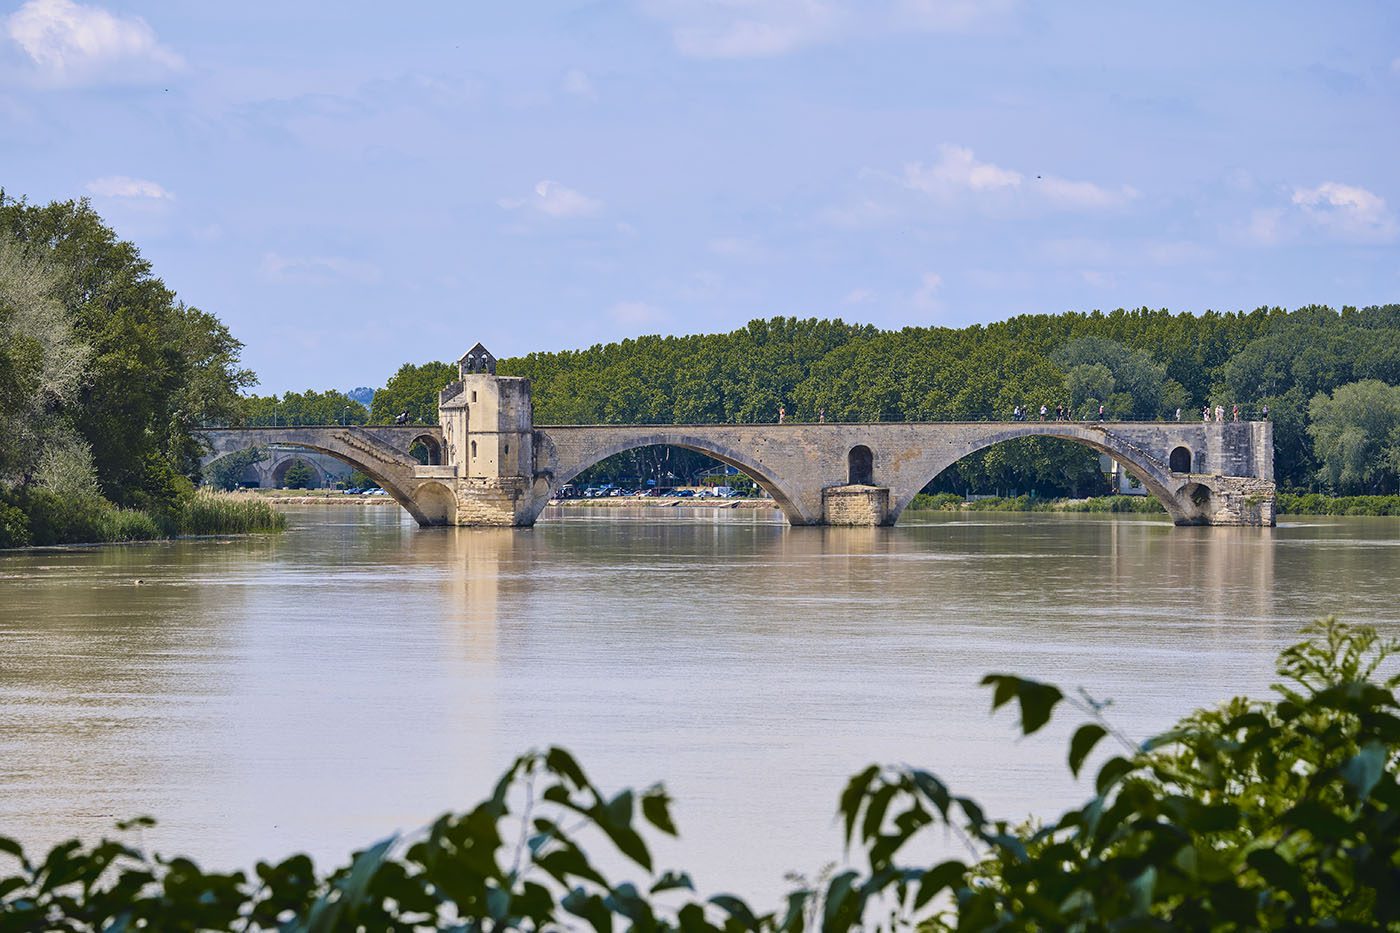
[538,440,800,523]
[1169,446,1192,473]
[888,432,1187,525]
[272,456,323,489]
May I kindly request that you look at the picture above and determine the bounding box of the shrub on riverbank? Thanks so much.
[3,619,1396,929]
[907,492,1167,514]
[180,489,286,535]
[0,488,283,548]
[910,491,1400,517]
[1277,492,1400,516]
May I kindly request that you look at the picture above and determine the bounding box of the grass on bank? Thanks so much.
[908,491,1400,516]
[0,487,284,548]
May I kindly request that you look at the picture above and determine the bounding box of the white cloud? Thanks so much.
[609,300,667,326]
[843,287,876,304]
[644,0,843,59]
[900,144,1135,211]
[498,180,602,218]
[1079,270,1114,288]
[902,144,1021,195]
[85,175,172,199]
[912,272,942,309]
[260,253,382,285]
[1291,181,1397,242]
[1037,175,1137,209]
[5,0,181,85]
[562,68,596,100]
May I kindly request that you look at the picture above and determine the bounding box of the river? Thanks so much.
[1,506,1397,903]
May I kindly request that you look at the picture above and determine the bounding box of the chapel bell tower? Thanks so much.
[438,343,534,481]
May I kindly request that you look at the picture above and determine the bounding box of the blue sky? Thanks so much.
[3,1,1398,392]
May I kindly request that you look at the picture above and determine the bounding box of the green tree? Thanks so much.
[1308,379,1400,494]
[238,390,370,427]
[370,361,456,424]
[0,193,253,510]
[0,234,89,487]
[205,447,266,491]
[282,460,316,489]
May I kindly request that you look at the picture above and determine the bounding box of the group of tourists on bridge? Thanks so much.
[1013,404,1108,422]
[1009,403,1270,423]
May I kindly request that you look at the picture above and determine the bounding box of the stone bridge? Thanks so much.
[199,344,1275,528]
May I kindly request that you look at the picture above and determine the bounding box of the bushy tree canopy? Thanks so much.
[0,193,253,511]
[1309,380,1400,494]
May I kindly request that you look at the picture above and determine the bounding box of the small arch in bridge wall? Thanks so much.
[1169,446,1192,473]
[410,433,443,465]
[413,481,458,526]
[848,445,874,485]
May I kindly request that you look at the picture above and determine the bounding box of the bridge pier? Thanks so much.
[198,344,1277,530]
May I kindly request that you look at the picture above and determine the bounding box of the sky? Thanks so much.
[2,1,1398,393]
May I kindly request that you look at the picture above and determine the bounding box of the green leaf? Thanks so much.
[1246,848,1305,903]
[562,887,613,933]
[1340,741,1387,800]
[641,787,678,836]
[981,675,1064,734]
[546,747,591,790]
[1094,756,1135,794]
[838,766,879,846]
[649,870,694,894]
[1068,723,1107,778]
[1126,866,1156,915]
[710,894,760,928]
[913,860,965,909]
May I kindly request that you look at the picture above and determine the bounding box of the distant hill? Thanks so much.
[345,386,375,410]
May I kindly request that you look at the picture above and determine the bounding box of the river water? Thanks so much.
[1,506,1397,903]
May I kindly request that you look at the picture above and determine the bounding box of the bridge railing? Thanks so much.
[199,412,1267,429]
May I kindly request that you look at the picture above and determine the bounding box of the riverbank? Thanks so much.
[0,489,285,549]
[907,492,1400,516]
[251,489,1400,518]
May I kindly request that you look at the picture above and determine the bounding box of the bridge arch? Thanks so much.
[199,427,446,526]
[886,425,1193,526]
[410,433,443,466]
[533,431,810,525]
[270,455,323,488]
[412,480,458,525]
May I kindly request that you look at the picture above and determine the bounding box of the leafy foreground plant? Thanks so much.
[2,619,1397,931]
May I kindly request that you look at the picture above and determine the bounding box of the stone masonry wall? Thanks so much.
[821,485,890,526]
